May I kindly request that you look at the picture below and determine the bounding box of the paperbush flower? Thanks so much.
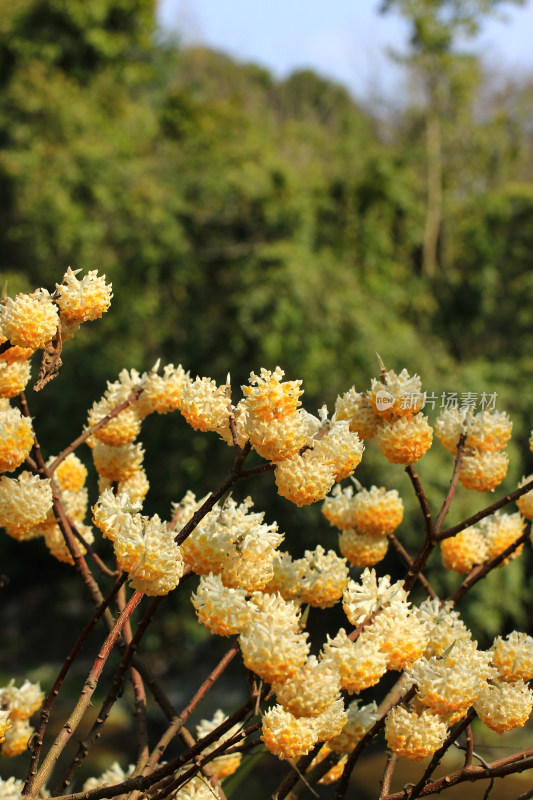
[321,629,388,693]
[244,411,307,462]
[339,529,389,567]
[241,367,303,421]
[416,599,471,658]
[478,511,525,564]
[88,396,142,447]
[191,574,249,636]
[310,420,364,481]
[49,453,87,492]
[275,451,336,506]
[375,414,433,464]
[179,376,230,435]
[239,622,310,684]
[342,568,408,626]
[0,289,58,350]
[264,551,307,600]
[365,603,429,671]
[328,700,380,753]
[516,474,533,520]
[261,704,319,759]
[491,632,533,682]
[474,681,533,733]
[335,387,380,440]
[1,719,34,757]
[98,469,149,505]
[135,363,189,417]
[441,527,488,573]
[297,545,348,608]
[369,369,423,421]
[0,359,31,398]
[322,485,358,529]
[385,706,447,761]
[350,485,403,536]
[55,268,112,324]
[459,450,509,492]
[0,472,53,539]
[245,591,303,632]
[44,521,94,565]
[92,440,145,481]
[273,656,341,717]
[195,709,242,780]
[0,401,34,473]
[0,711,11,744]
[0,679,44,720]
[436,409,512,455]
[312,698,347,741]
[83,762,135,792]
[92,489,143,540]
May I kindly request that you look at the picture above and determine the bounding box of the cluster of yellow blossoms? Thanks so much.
[0,679,44,758]
[441,511,525,573]
[322,483,403,567]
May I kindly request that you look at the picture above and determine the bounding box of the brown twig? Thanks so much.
[438,478,533,541]
[23,573,128,794]
[434,435,465,534]
[26,590,144,799]
[66,515,118,579]
[272,744,324,800]
[379,752,398,799]
[406,465,434,539]
[387,534,437,599]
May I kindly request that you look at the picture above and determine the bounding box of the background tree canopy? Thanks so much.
[1,0,533,686]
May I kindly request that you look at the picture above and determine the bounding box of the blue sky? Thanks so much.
[157,0,533,99]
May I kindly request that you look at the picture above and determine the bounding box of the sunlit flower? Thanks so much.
[516,474,533,520]
[312,698,347,741]
[440,527,488,573]
[244,411,307,462]
[369,369,423,421]
[322,485,358,530]
[491,632,533,682]
[241,367,303,421]
[239,623,310,684]
[385,706,447,761]
[92,488,143,540]
[478,511,525,564]
[261,704,318,759]
[92,441,145,481]
[0,680,44,721]
[416,599,471,658]
[350,485,403,536]
[365,603,428,671]
[474,681,533,733]
[49,453,87,492]
[0,401,34,473]
[321,629,388,693]
[459,450,508,492]
[44,521,94,565]
[310,420,364,481]
[180,376,230,435]
[339,528,389,567]
[0,472,53,539]
[98,469,149,506]
[298,545,348,608]
[191,573,249,636]
[335,387,380,440]
[0,359,31,398]
[264,551,307,600]
[88,396,142,447]
[328,700,380,753]
[135,363,190,417]
[55,268,112,324]
[375,414,433,465]
[0,290,58,350]
[273,656,341,717]
[1,719,34,757]
[275,451,336,506]
[0,711,11,744]
[343,568,407,626]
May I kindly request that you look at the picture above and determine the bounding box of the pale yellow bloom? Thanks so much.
[0,290,58,350]
[55,268,112,324]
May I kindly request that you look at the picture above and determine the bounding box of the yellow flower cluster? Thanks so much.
[442,511,525,573]
[436,408,512,491]
[0,399,34,473]
[336,368,432,465]
[0,679,44,757]
[0,472,53,540]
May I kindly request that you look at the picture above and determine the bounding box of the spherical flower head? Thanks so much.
[321,629,388,693]
[416,599,471,658]
[466,410,512,452]
[1,679,44,721]
[245,590,303,632]
[385,706,447,761]
[113,513,185,596]
[328,700,379,754]
[192,573,249,636]
[343,568,408,626]
[474,680,533,733]
[309,420,364,481]
[441,527,488,573]
[478,511,525,564]
[0,402,34,473]
[339,528,389,567]
[312,698,347,742]
[298,545,348,608]
[366,603,429,671]
[239,623,310,684]
[350,485,403,536]
[0,344,33,365]
[55,268,112,324]
[135,363,189,417]
[459,449,509,492]
[92,440,144,482]
[1,719,34,757]
[335,387,380,440]
[273,656,341,717]
[60,487,88,522]
[275,451,336,506]
[369,369,423,421]
[83,762,135,792]
[516,474,533,520]
[435,408,466,455]
[322,485,357,530]
[0,359,31,398]
[242,366,303,422]
[407,641,495,716]
[0,289,58,350]
[264,551,307,600]
[180,376,230,434]
[244,410,307,462]
[195,709,242,780]
[48,453,87,492]
[375,414,433,465]
[45,521,94,565]
[92,488,143,540]
[88,396,142,447]
[491,631,533,682]
[261,704,318,759]
[0,710,11,744]
[0,472,53,539]
[98,469,149,506]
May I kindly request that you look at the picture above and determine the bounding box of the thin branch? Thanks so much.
[406,465,434,539]
[438,478,533,541]
[434,435,465,534]
[66,515,117,579]
[387,534,437,599]
[273,744,323,800]
[379,752,398,799]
